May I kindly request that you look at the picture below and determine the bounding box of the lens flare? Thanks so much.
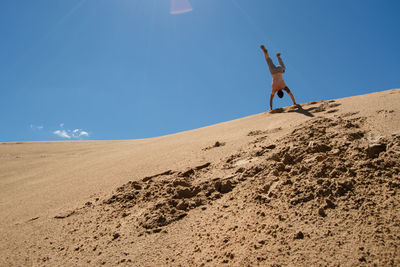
[170,0,193,15]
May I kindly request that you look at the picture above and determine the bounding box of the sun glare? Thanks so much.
[170,0,193,15]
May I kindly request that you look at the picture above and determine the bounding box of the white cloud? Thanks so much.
[31,123,90,139]
[53,130,71,139]
[53,126,90,139]
[30,124,44,130]
[79,131,89,137]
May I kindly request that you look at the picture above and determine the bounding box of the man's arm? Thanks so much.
[276,53,286,72]
[287,91,296,105]
[269,93,275,110]
[283,87,296,105]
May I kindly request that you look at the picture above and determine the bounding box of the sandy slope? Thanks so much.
[1,89,399,266]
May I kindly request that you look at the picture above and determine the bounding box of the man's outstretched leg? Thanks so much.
[284,87,296,105]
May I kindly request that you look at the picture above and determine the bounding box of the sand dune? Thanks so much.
[1,89,399,266]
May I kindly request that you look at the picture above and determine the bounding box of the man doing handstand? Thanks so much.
[261,45,296,110]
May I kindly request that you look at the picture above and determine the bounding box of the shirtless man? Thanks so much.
[261,45,296,110]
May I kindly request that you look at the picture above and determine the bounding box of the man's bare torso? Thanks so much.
[271,73,287,94]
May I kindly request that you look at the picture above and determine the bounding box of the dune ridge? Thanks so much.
[1,89,400,266]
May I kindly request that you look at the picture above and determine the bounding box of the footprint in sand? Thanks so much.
[309,104,326,113]
[376,109,394,114]
[328,103,341,108]
[248,130,266,136]
[325,109,339,113]
[203,141,226,151]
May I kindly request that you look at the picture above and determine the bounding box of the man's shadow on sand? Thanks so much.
[270,104,315,117]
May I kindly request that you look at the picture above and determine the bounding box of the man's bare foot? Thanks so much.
[260,45,267,52]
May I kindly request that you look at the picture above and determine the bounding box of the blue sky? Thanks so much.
[1,0,399,142]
